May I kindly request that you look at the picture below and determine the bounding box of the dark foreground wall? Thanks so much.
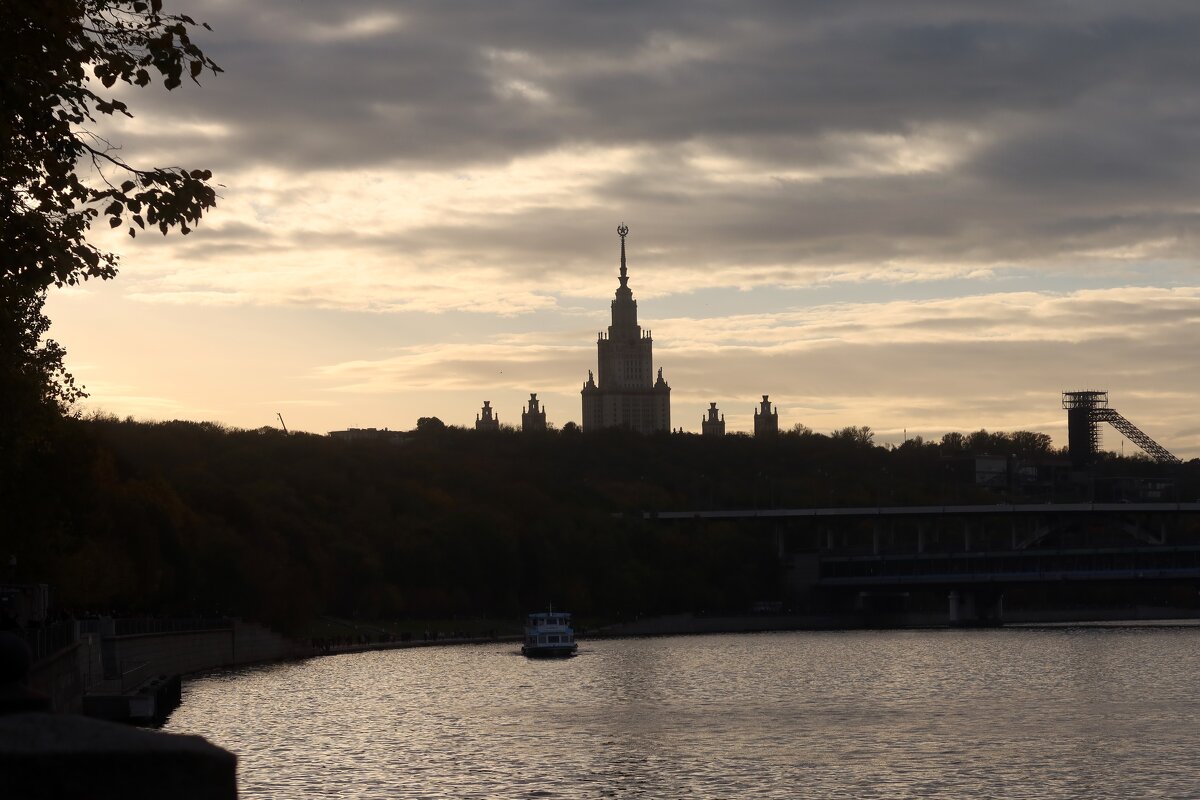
[26,642,86,715]
[0,713,236,800]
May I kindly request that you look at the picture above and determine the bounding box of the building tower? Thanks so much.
[475,400,500,431]
[522,393,547,432]
[702,402,725,436]
[581,225,671,432]
[754,395,778,437]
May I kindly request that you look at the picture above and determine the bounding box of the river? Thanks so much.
[163,627,1200,798]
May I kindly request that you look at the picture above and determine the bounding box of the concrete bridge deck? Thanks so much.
[646,502,1200,626]
[647,501,1200,520]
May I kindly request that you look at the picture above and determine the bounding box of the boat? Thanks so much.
[521,609,578,658]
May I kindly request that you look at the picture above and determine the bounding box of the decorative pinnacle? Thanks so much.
[617,223,629,285]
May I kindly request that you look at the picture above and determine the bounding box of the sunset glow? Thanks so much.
[47,1,1200,455]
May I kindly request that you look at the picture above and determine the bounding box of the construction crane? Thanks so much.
[277,413,289,434]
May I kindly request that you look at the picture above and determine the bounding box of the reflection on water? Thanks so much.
[164,628,1200,798]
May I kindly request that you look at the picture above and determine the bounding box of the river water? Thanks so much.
[163,628,1200,798]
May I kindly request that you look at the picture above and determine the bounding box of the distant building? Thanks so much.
[702,402,725,436]
[522,393,547,432]
[328,427,408,443]
[581,225,671,433]
[753,395,778,437]
[475,400,500,431]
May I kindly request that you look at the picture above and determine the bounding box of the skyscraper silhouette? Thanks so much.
[581,225,671,432]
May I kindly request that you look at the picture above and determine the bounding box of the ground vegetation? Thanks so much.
[8,417,1195,631]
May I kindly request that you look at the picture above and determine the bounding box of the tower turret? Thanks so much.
[702,402,725,436]
[475,400,499,431]
[754,395,778,437]
[581,224,671,432]
[522,393,547,432]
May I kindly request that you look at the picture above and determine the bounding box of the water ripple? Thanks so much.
[164,629,1200,798]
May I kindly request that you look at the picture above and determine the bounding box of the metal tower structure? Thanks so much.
[1062,390,1180,467]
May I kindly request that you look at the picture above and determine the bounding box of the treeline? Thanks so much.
[4,416,1195,631]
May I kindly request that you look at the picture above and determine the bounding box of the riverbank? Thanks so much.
[40,603,1199,721]
[589,605,1200,637]
[289,604,1200,658]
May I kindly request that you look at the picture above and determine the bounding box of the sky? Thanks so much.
[48,0,1200,456]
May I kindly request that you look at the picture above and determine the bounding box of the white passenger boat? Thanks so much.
[521,610,578,658]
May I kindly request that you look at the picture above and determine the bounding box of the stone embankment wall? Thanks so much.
[104,629,235,680]
[98,619,302,680]
[30,619,305,713]
[27,642,86,714]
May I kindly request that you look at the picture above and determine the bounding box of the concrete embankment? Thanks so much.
[30,620,525,721]
[312,633,522,657]
[28,618,304,721]
[590,605,1200,638]
[4,630,238,798]
[34,605,1199,720]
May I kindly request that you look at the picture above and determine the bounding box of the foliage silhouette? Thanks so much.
[0,0,220,481]
[7,417,1193,632]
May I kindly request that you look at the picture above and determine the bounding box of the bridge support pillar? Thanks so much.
[948,591,969,625]
[948,589,1003,628]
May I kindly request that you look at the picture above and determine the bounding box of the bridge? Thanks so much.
[645,502,1200,625]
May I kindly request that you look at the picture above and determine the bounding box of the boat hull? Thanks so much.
[521,644,578,658]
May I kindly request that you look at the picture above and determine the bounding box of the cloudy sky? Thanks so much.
[49,0,1200,455]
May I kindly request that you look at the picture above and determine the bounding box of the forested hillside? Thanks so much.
[5,417,1194,631]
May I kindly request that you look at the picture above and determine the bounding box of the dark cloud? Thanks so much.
[90,1,1200,294]
[127,2,1200,165]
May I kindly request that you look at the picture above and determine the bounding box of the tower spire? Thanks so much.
[617,223,629,287]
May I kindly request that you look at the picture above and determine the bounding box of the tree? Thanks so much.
[940,431,967,452]
[784,422,813,437]
[1009,430,1054,458]
[416,417,446,433]
[831,425,874,446]
[0,290,79,450]
[967,428,1023,455]
[1,1,221,450]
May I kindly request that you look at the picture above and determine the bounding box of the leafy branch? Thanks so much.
[0,0,222,425]
[1,0,222,292]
